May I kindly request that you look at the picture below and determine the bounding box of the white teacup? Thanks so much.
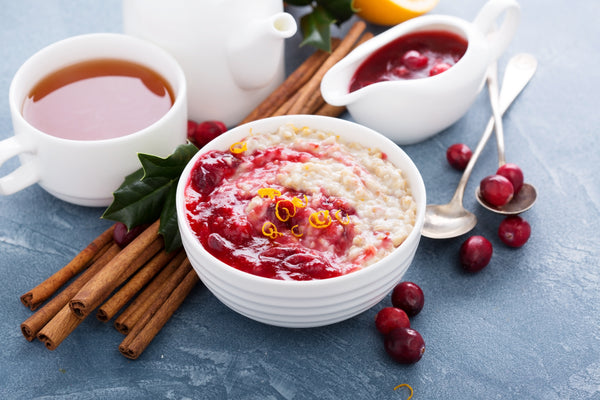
[0,33,187,206]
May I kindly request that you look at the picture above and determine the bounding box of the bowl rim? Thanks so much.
[176,114,426,288]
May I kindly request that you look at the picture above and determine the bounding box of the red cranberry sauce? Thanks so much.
[185,145,367,281]
[349,30,468,92]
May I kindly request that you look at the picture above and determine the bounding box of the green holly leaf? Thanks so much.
[159,183,181,252]
[286,0,357,52]
[102,143,198,252]
[300,6,335,52]
[139,144,198,181]
[317,0,355,25]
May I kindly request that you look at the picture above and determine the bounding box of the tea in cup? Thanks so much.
[0,33,187,206]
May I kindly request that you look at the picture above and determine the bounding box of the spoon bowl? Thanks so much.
[476,182,537,215]
[423,203,477,239]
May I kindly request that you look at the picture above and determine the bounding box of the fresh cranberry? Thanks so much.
[479,174,514,207]
[384,327,426,364]
[496,163,524,195]
[498,216,531,247]
[429,62,451,76]
[375,307,410,335]
[189,120,227,148]
[402,50,429,70]
[460,235,493,272]
[391,281,424,317]
[113,222,149,248]
[187,120,197,142]
[446,143,472,170]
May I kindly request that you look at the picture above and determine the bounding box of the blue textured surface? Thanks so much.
[1,1,599,399]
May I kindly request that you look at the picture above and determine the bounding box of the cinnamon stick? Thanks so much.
[315,102,347,118]
[119,267,199,360]
[20,243,121,341]
[37,304,83,350]
[96,248,178,322]
[286,20,366,115]
[296,30,375,116]
[113,250,187,334]
[69,220,162,319]
[310,31,374,118]
[20,224,115,310]
[119,259,192,349]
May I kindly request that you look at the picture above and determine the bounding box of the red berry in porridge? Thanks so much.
[446,143,472,170]
[498,215,531,247]
[459,235,493,272]
[479,174,514,207]
[391,281,424,317]
[184,124,417,280]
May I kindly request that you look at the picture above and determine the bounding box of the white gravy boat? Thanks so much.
[321,0,520,144]
[123,0,297,126]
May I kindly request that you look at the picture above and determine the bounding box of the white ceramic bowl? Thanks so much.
[176,115,426,327]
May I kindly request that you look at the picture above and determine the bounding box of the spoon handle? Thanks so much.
[450,54,537,204]
[487,62,506,166]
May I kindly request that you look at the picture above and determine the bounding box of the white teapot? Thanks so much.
[123,0,297,126]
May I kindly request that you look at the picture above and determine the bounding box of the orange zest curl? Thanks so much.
[309,210,332,229]
[261,221,283,239]
[393,384,413,400]
[291,195,308,209]
[230,141,247,154]
[275,199,296,222]
[334,209,350,225]
[291,225,303,238]
[258,188,281,199]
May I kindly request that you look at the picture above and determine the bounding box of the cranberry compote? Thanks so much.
[185,147,361,280]
[349,30,468,92]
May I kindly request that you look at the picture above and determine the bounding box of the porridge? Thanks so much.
[184,124,417,280]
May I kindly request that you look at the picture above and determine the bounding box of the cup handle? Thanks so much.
[473,0,521,60]
[0,136,39,195]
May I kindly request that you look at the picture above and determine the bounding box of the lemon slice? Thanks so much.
[353,0,439,26]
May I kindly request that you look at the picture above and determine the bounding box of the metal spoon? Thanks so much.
[476,54,538,215]
[422,53,537,239]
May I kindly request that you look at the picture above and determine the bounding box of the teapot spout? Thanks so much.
[228,12,297,90]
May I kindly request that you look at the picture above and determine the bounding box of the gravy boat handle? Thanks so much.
[473,0,521,60]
